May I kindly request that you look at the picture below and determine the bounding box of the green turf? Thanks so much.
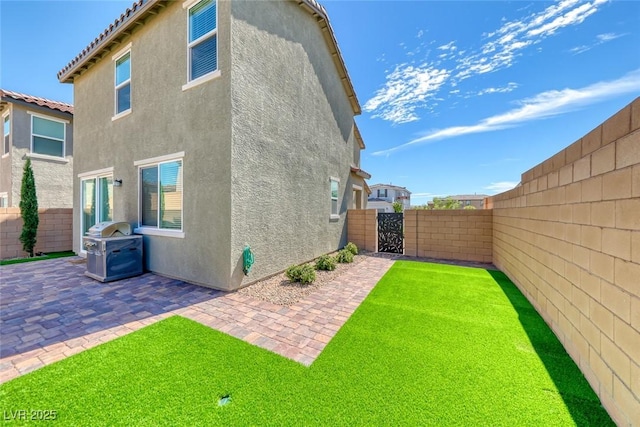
[0,261,612,426]
[0,251,75,266]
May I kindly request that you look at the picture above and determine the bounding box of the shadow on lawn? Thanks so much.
[487,270,614,426]
[0,258,224,359]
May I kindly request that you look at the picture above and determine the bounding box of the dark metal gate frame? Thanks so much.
[377,212,403,254]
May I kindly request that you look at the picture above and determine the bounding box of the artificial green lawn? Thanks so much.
[0,251,75,266]
[0,261,612,426]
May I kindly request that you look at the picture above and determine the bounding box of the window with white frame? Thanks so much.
[3,114,9,155]
[31,114,65,157]
[115,51,131,115]
[79,172,114,249]
[188,0,217,81]
[377,188,387,198]
[330,178,339,218]
[0,192,8,207]
[138,157,183,231]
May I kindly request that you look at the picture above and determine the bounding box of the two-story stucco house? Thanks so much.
[367,184,411,212]
[58,0,369,291]
[0,90,74,208]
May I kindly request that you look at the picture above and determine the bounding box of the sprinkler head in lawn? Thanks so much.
[218,394,232,406]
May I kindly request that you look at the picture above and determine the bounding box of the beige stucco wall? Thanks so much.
[71,0,233,289]
[70,0,362,291]
[227,0,360,288]
[0,103,73,209]
[490,98,640,426]
[0,105,13,204]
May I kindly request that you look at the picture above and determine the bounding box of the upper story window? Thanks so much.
[2,114,9,156]
[31,114,65,158]
[377,189,387,198]
[188,0,217,81]
[330,178,339,219]
[115,50,131,115]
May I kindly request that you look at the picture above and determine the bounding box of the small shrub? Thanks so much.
[285,265,299,281]
[336,249,354,263]
[344,242,358,255]
[315,254,337,271]
[285,264,316,284]
[298,264,316,284]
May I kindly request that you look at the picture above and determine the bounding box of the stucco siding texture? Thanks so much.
[72,1,234,289]
[229,0,357,288]
[7,105,73,209]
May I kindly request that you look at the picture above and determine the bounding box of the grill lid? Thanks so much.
[86,221,132,238]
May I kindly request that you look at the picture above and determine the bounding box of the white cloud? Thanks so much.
[597,32,622,42]
[371,69,640,155]
[455,0,608,81]
[570,32,626,55]
[477,82,519,96]
[484,181,519,194]
[365,0,609,124]
[363,64,450,124]
[437,41,456,51]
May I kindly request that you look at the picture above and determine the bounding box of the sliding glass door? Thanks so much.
[80,175,113,249]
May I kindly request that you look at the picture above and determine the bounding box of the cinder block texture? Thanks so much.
[489,97,640,427]
[347,209,377,253]
[0,208,73,259]
[404,210,493,264]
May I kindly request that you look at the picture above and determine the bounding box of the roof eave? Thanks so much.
[58,0,361,116]
[297,0,361,115]
[353,122,365,149]
[58,0,166,83]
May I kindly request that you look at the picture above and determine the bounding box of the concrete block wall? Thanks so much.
[346,209,377,252]
[490,98,640,426]
[404,210,493,263]
[0,208,72,259]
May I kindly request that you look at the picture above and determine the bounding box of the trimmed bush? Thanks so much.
[315,254,337,271]
[345,242,358,255]
[336,249,354,263]
[19,158,39,257]
[285,264,316,284]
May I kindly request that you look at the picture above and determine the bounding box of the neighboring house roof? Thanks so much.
[367,198,391,203]
[449,194,488,200]
[56,0,361,115]
[370,183,412,194]
[0,89,74,114]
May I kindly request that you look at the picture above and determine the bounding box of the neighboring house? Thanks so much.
[367,184,411,212]
[0,90,74,208]
[449,194,489,209]
[58,0,370,291]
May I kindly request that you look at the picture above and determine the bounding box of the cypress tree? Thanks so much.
[19,158,39,257]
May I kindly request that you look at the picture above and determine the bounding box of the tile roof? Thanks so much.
[57,0,361,114]
[0,89,74,114]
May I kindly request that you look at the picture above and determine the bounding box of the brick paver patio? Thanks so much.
[0,255,394,384]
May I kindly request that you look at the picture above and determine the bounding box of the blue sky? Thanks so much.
[2,0,639,205]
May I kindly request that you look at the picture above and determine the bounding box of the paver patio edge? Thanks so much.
[0,256,394,384]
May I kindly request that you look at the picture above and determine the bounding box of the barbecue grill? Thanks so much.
[83,221,143,282]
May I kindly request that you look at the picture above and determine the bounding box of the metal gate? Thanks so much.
[378,212,403,254]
